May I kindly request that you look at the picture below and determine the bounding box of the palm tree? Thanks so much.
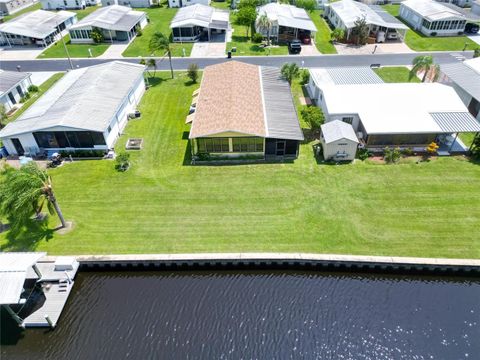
[410,55,440,83]
[148,58,157,77]
[149,32,173,79]
[0,162,66,229]
[256,14,272,46]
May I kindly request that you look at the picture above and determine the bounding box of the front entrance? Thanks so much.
[265,138,300,159]
[276,140,286,156]
[11,138,24,155]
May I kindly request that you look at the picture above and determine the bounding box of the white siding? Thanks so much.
[320,136,357,161]
[102,0,152,7]
[0,77,32,112]
[40,0,86,10]
[168,0,209,8]
[3,133,39,156]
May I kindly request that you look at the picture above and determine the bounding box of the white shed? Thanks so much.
[320,120,359,161]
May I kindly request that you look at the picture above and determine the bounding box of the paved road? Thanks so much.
[0,51,472,72]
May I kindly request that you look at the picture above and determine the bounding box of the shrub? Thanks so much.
[91,27,104,43]
[136,28,143,37]
[19,92,30,103]
[301,106,324,131]
[299,68,310,85]
[401,147,414,157]
[59,150,105,158]
[430,32,437,37]
[457,31,463,35]
[252,32,263,43]
[187,63,199,83]
[330,28,345,43]
[474,48,480,58]
[281,63,300,84]
[115,152,131,172]
[357,148,371,161]
[384,147,401,164]
[471,135,480,158]
[426,142,439,155]
[197,153,210,161]
[27,85,39,93]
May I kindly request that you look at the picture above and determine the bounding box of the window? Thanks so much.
[33,131,106,149]
[342,117,353,124]
[232,137,263,152]
[197,138,229,153]
[107,125,112,134]
[337,143,348,146]
[63,0,67,5]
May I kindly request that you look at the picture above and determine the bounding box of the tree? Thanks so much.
[330,28,345,43]
[383,147,401,164]
[280,63,300,84]
[351,17,369,45]
[295,0,316,12]
[0,162,66,229]
[147,58,157,77]
[187,63,199,83]
[91,27,104,43]
[0,104,8,129]
[410,55,440,83]
[474,48,480,58]
[149,32,173,79]
[237,0,258,9]
[236,6,257,38]
[470,134,480,158]
[301,106,324,131]
[256,14,272,45]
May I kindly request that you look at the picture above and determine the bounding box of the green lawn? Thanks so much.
[1,72,479,258]
[210,0,231,10]
[310,10,337,54]
[122,7,193,57]
[38,35,110,59]
[2,2,41,21]
[374,66,420,83]
[382,4,478,51]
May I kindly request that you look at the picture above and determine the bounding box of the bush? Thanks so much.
[27,85,39,93]
[197,153,211,161]
[471,135,480,158]
[457,31,463,35]
[136,28,143,37]
[474,48,480,58]
[187,63,199,83]
[91,27,104,43]
[330,28,345,43]
[357,148,371,161]
[59,150,105,158]
[252,32,263,43]
[299,68,310,85]
[384,147,401,164]
[401,147,414,157]
[19,92,30,103]
[281,63,300,84]
[301,106,324,131]
[430,32,437,37]
[115,152,131,171]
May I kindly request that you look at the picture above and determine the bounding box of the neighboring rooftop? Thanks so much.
[0,10,76,38]
[0,70,31,96]
[441,57,480,102]
[0,61,145,138]
[170,4,229,29]
[328,0,408,29]
[257,3,317,32]
[322,83,480,134]
[402,0,465,21]
[189,61,303,141]
[321,120,359,144]
[310,67,384,86]
[70,5,145,31]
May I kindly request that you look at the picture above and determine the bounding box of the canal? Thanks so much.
[2,270,480,359]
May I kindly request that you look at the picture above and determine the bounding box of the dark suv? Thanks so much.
[465,23,479,34]
[288,40,302,54]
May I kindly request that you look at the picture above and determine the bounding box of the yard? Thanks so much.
[374,66,420,83]
[310,10,337,54]
[38,35,110,58]
[382,4,478,51]
[2,2,41,21]
[122,7,193,58]
[1,71,479,258]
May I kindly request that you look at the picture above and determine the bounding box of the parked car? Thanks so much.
[288,40,302,54]
[298,33,311,45]
[465,23,479,34]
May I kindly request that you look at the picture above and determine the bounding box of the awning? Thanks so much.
[430,112,480,133]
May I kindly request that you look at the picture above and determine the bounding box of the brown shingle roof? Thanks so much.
[189,61,266,139]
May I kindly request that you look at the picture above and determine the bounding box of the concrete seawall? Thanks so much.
[64,253,480,276]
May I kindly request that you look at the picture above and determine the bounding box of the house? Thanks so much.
[0,70,32,112]
[473,1,480,15]
[324,0,408,42]
[168,0,209,8]
[256,3,317,43]
[308,67,480,153]
[101,0,152,8]
[188,61,304,160]
[40,0,100,10]
[440,57,480,121]
[0,61,146,157]
[170,4,229,42]
[399,0,467,36]
[436,0,473,8]
[68,5,147,44]
[0,0,36,16]
[320,120,359,161]
[0,9,77,46]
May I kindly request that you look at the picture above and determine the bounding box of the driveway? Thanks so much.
[191,33,226,58]
[0,46,45,60]
[335,42,414,55]
[468,34,480,46]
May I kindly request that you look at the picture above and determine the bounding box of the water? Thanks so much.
[2,270,480,359]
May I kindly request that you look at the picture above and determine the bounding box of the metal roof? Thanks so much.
[310,67,384,87]
[70,5,146,32]
[402,0,465,21]
[0,61,145,138]
[261,66,304,141]
[170,4,229,30]
[258,3,317,32]
[441,58,480,102]
[328,0,408,29]
[0,70,31,96]
[430,112,480,133]
[0,10,76,39]
[321,120,359,143]
[0,252,46,305]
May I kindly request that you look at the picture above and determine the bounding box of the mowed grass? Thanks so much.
[2,2,41,21]
[122,7,193,57]
[38,35,110,58]
[382,4,478,51]
[374,66,420,83]
[310,10,337,54]
[1,72,479,258]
